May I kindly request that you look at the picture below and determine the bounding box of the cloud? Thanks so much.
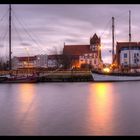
[0,4,140,63]
[20,42,32,46]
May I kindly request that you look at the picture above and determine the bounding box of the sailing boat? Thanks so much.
[0,5,38,83]
[91,11,140,82]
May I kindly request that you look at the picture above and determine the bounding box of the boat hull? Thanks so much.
[92,71,140,82]
[1,77,38,83]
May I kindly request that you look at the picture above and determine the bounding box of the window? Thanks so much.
[124,53,127,58]
[137,53,139,56]
[94,60,96,64]
[134,53,137,58]
[89,60,92,64]
[134,59,137,63]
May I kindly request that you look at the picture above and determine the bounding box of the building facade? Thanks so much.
[12,56,37,69]
[36,54,48,68]
[116,42,140,71]
[63,33,103,69]
[47,55,64,68]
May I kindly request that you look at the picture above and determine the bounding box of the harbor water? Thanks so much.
[0,82,140,135]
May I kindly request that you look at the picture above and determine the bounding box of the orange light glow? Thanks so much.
[15,84,39,134]
[72,62,80,68]
[103,67,110,73]
[18,84,36,113]
[88,83,115,135]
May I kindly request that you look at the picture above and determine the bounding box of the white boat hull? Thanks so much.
[92,72,140,82]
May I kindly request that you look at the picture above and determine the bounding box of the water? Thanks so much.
[0,82,140,135]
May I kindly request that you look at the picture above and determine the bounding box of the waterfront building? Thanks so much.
[47,55,64,68]
[12,56,37,69]
[116,42,140,72]
[36,54,48,68]
[63,33,103,69]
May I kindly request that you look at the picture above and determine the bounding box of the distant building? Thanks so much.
[116,42,140,71]
[12,56,37,69]
[63,33,103,69]
[47,55,64,68]
[36,54,48,68]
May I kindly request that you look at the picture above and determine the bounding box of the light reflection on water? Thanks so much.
[0,82,140,135]
[16,84,39,135]
[88,83,114,135]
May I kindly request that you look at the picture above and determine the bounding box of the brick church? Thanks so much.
[63,33,103,69]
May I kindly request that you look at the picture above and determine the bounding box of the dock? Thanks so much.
[38,71,93,82]
[0,69,93,82]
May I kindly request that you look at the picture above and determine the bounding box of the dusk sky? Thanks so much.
[0,4,140,63]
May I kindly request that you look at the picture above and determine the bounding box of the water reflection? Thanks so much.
[88,83,115,135]
[16,84,39,135]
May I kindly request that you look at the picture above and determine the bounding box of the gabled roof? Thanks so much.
[92,33,99,40]
[63,44,93,56]
[90,33,100,44]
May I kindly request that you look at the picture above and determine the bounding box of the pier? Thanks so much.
[0,69,93,82]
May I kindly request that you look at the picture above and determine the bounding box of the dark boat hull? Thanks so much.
[1,77,38,83]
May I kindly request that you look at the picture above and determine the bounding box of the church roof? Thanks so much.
[63,44,93,56]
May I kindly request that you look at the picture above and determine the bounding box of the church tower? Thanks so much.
[90,33,101,50]
[90,33,102,61]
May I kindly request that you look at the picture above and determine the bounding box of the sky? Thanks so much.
[0,4,140,63]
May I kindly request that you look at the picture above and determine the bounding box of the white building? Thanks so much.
[47,55,64,68]
[116,42,140,71]
[79,53,100,69]
[12,54,48,69]
[36,54,48,68]
[12,56,37,69]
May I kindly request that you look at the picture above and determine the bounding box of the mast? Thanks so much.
[129,10,131,70]
[129,10,131,42]
[112,17,115,64]
[9,4,12,70]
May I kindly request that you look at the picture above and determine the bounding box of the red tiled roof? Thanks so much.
[116,42,140,65]
[63,45,93,56]
[117,42,140,47]
[16,56,37,61]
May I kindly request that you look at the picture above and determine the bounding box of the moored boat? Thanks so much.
[0,73,39,83]
[2,75,38,83]
[91,70,140,82]
[0,75,9,82]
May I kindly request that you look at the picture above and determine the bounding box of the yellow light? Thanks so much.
[103,67,110,73]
